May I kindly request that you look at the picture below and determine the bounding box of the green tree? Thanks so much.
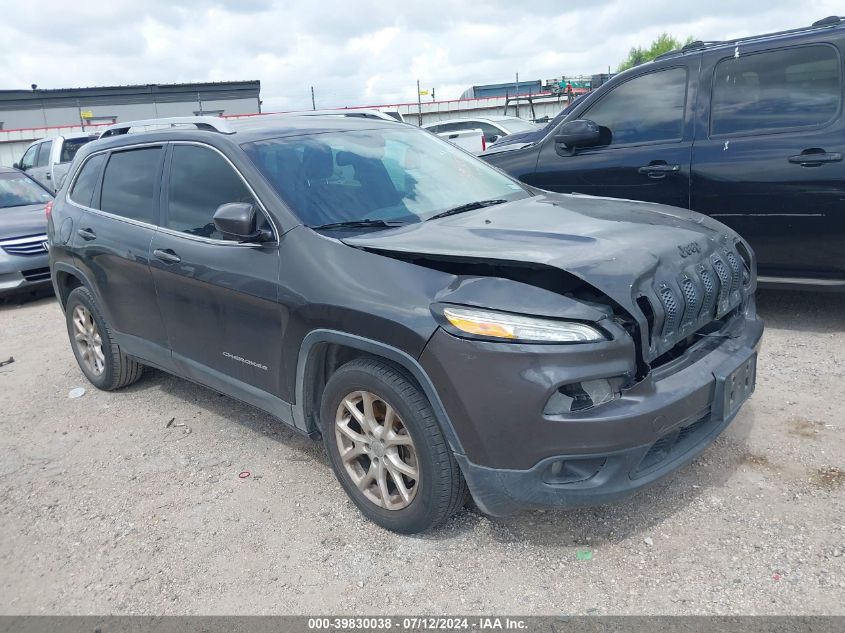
[617,33,695,72]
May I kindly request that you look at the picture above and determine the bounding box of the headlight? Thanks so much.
[438,305,607,344]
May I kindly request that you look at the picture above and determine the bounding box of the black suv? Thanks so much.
[49,115,762,533]
[483,16,845,290]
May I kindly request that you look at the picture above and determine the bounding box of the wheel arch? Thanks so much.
[53,263,93,309]
[292,329,465,456]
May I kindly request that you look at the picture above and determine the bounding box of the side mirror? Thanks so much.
[12,162,19,170]
[554,119,602,150]
[212,203,271,242]
[488,135,500,144]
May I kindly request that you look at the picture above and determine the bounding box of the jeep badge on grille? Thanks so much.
[677,242,701,258]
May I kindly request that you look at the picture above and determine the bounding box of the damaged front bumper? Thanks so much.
[420,302,764,516]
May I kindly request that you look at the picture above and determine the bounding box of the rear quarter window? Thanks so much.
[69,154,106,208]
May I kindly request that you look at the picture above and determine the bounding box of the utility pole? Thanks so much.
[311,86,316,110]
[515,72,520,119]
[416,79,422,126]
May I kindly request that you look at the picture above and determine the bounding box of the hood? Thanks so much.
[344,193,752,361]
[0,203,49,240]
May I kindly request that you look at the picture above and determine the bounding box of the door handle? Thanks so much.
[45,172,52,179]
[153,248,181,264]
[788,151,843,166]
[638,163,681,179]
[77,228,96,241]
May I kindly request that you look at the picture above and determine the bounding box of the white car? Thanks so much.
[15,134,97,193]
[423,116,539,145]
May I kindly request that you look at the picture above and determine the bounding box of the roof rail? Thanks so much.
[226,109,401,123]
[652,16,844,63]
[99,116,235,138]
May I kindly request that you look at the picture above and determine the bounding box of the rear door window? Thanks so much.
[69,154,107,208]
[580,67,688,146]
[35,141,52,167]
[710,45,841,136]
[99,147,162,223]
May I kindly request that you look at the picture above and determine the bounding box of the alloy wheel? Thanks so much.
[334,390,419,510]
[72,304,105,376]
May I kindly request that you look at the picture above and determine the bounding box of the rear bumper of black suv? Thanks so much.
[420,306,763,516]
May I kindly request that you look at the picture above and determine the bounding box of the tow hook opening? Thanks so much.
[543,456,607,484]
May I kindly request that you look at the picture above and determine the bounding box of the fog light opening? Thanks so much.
[544,378,618,415]
[543,457,606,484]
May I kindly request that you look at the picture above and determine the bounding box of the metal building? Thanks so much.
[0,80,261,130]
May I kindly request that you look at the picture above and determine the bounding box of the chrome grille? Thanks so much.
[0,234,49,256]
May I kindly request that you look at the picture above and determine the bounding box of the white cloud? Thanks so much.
[0,0,842,111]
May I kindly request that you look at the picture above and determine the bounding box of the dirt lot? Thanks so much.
[0,288,843,615]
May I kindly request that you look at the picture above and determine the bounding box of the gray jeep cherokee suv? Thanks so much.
[48,115,763,533]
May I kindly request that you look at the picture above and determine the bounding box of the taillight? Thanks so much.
[482,136,487,152]
[45,201,53,218]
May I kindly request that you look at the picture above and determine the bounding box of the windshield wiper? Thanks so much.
[426,199,508,221]
[309,219,409,230]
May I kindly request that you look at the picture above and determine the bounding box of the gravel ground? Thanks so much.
[0,288,843,615]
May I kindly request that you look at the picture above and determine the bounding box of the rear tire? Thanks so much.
[321,358,468,533]
[65,286,144,391]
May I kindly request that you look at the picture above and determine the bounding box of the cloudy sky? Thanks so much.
[1,1,841,111]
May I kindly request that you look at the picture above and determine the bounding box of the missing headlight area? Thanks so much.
[544,377,625,415]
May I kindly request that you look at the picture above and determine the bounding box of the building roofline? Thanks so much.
[0,80,260,98]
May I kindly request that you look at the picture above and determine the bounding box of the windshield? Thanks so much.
[242,127,528,227]
[0,172,52,209]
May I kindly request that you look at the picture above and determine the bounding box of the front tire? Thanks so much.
[65,286,144,390]
[321,358,468,534]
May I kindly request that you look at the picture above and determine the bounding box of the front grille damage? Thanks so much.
[365,240,749,379]
[640,246,747,359]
